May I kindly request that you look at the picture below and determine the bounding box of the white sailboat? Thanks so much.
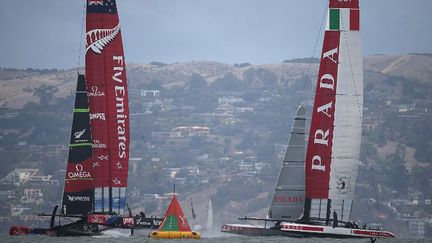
[222,1,395,242]
[206,197,214,231]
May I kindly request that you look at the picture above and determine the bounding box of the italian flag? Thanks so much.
[327,8,359,31]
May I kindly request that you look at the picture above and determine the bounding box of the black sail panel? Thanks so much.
[61,74,95,215]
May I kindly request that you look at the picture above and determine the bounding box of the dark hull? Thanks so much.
[46,220,101,236]
[10,216,163,236]
[10,219,101,236]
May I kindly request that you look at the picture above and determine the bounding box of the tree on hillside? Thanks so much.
[383,153,408,193]
[243,68,277,88]
[143,79,164,90]
[188,73,207,90]
[210,72,248,91]
[33,84,58,105]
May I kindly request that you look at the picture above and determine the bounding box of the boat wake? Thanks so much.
[94,229,131,238]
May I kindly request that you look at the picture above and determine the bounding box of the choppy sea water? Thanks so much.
[2,234,432,243]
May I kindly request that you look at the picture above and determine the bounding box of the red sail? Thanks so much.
[305,31,340,199]
[86,0,129,214]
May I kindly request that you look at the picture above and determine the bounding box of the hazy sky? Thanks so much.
[1,0,431,69]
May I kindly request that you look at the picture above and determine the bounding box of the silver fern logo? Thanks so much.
[86,23,120,54]
[74,129,86,139]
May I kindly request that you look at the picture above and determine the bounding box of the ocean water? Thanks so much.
[2,234,432,243]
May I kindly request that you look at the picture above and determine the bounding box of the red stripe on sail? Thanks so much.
[350,9,360,31]
[329,0,358,8]
[86,6,129,189]
[305,31,340,199]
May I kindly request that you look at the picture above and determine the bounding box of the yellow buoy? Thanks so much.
[149,231,201,239]
[149,193,201,239]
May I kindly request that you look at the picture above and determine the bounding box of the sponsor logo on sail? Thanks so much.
[309,45,339,174]
[74,129,86,139]
[90,112,106,120]
[92,139,107,148]
[336,177,351,194]
[112,56,128,160]
[88,86,105,97]
[86,24,120,54]
[67,164,92,179]
[67,195,91,202]
[73,129,88,143]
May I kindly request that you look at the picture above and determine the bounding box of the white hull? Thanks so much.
[280,222,395,239]
[221,222,395,240]
[221,223,300,237]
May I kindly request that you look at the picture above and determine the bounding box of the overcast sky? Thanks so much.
[1,0,431,69]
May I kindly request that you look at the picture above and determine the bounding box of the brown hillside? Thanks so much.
[1,54,431,109]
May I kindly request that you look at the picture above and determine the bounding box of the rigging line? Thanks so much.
[77,1,86,73]
[285,1,328,161]
[300,1,329,96]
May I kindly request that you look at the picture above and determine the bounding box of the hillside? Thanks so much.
[2,54,431,109]
[0,54,431,237]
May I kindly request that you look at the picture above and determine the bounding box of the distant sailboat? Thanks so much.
[190,197,201,231]
[222,1,395,242]
[206,198,213,231]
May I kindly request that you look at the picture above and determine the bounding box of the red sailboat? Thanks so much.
[10,0,160,236]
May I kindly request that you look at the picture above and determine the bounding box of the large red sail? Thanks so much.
[86,0,129,215]
[304,0,362,223]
